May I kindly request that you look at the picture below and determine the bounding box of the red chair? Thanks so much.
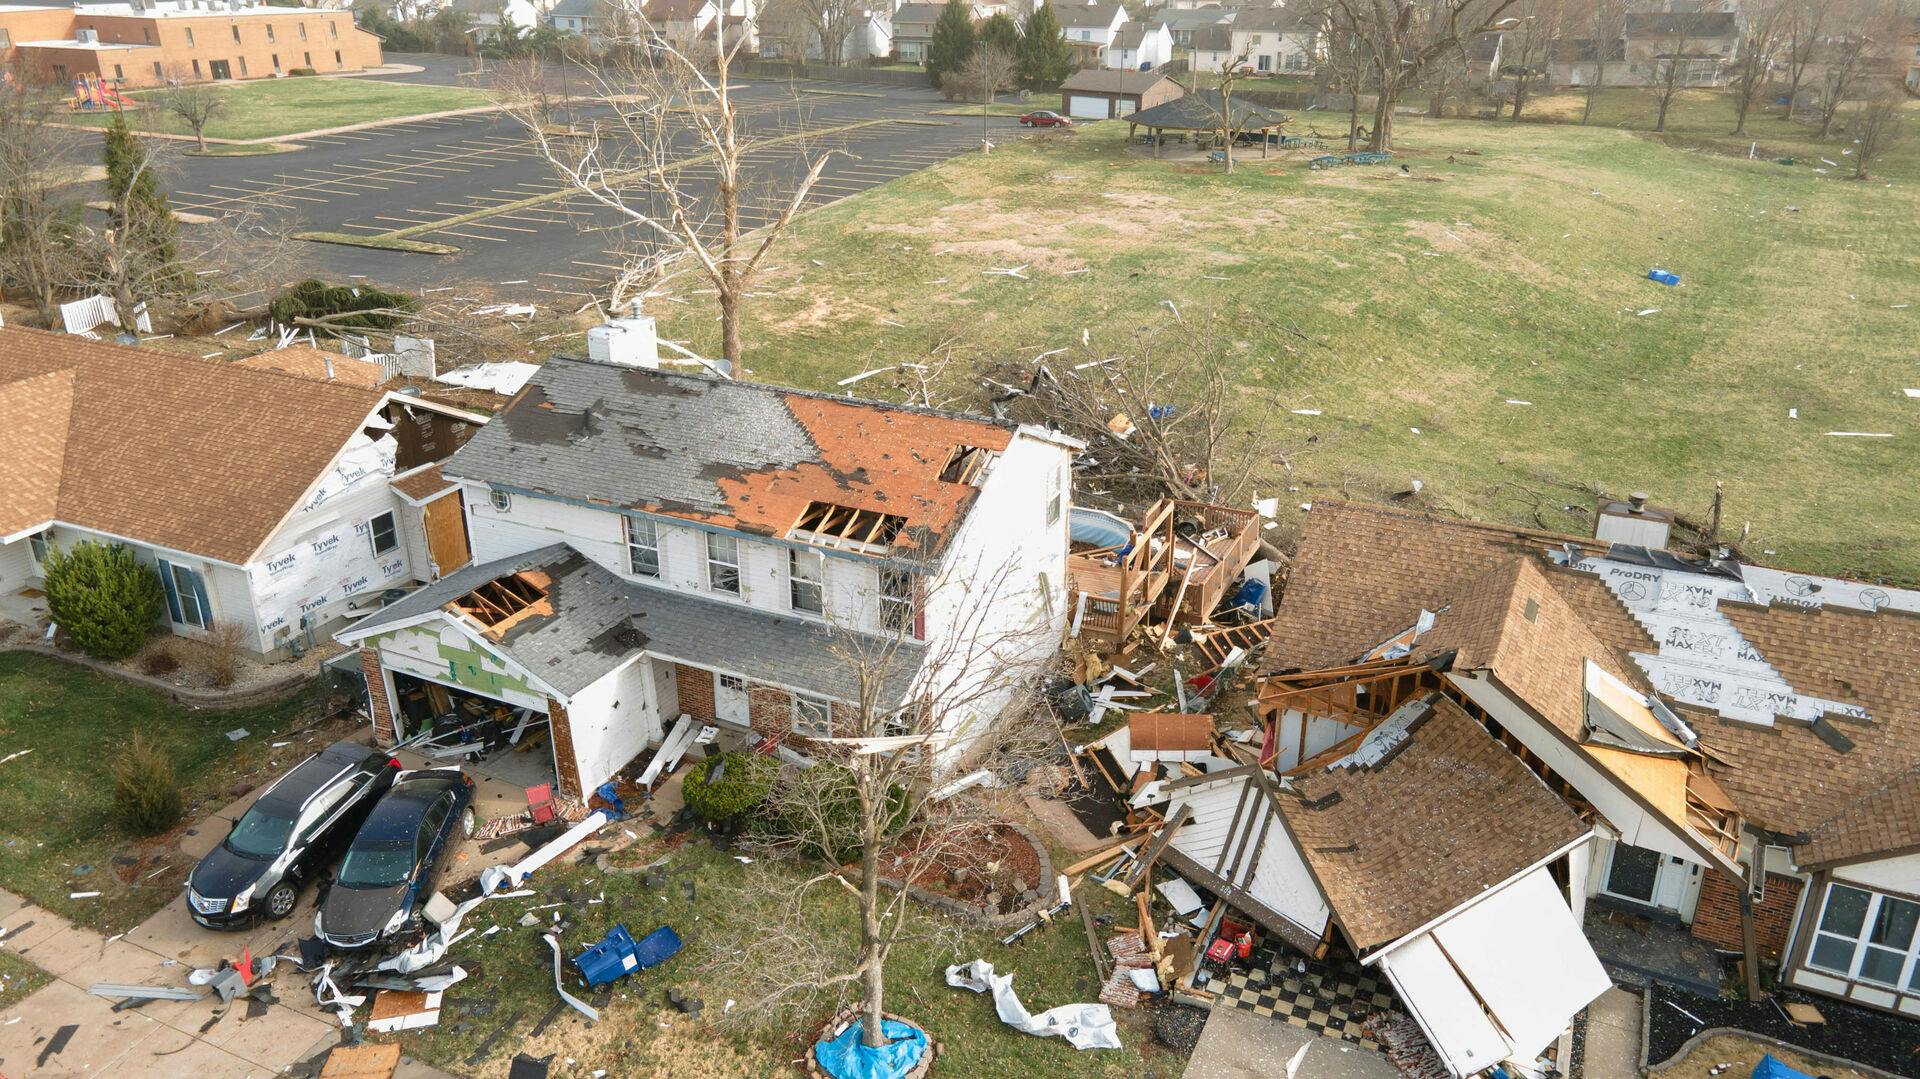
[526,783,556,825]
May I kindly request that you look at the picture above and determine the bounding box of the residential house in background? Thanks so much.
[1232,498,1920,1030]
[0,0,381,88]
[0,329,486,658]
[1058,66,1182,118]
[340,314,1080,799]
[1103,20,1170,71]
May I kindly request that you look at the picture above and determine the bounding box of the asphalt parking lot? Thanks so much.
[168,77,1022,295]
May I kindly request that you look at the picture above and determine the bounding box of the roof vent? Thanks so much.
[1595,491,1674,549]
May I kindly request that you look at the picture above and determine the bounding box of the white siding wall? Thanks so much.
[565,654,664,792]
[918,429,1072,768]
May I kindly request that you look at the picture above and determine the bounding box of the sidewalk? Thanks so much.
[0,883,415,1078]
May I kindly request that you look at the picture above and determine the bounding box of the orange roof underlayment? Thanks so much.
[0,328,386,563]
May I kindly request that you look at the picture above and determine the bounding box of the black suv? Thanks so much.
[186,740,400,928]
[315,769,476,949]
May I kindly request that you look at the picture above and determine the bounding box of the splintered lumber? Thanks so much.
[1061,836,1142,877]
[1125,804,1192,889]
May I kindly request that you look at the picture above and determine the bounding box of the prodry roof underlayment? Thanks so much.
[1567,552,1920,728]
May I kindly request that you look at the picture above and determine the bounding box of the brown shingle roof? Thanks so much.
[1281,696,1587,951]
[0,327,385,564]
[1265,499,1603,672]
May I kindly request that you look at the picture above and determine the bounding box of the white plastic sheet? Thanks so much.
[944,960,1120,1051]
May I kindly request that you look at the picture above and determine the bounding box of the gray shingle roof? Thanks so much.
[341,543,926,705]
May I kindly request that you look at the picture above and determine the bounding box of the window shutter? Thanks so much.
[157,558,184,625]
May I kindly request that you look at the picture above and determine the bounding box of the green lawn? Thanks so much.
[660,91,1920,584]
[394,841,1174,1079]
[0,652,325,933]
[0,952,51,1011]
[67,77,492,141]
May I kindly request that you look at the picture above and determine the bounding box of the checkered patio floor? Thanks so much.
[1201,945,1397,1052]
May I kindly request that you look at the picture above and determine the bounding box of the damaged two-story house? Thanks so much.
[0,328,485,657]
[339,323,1081,798]
[1152,497,1920,1074]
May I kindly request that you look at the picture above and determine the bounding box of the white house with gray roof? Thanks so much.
[338,323,1080,797]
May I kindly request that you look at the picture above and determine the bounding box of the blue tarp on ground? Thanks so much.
[1752,1054,1817,1079]
[814,1018,928,1079]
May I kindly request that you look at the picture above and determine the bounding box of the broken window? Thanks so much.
[455,572,547,627]
[706,532,740,595]
[792,694,833,738]
[939,445,996,486]
[368,511,398,556]
[790,501,906,555]
[625,515,660,578]
[789,548,824,616]
[880,566,920,639]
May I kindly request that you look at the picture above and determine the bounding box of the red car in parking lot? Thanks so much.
[1018,111,1074,128]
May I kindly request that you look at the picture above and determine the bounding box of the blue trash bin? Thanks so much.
[573,924,641,987]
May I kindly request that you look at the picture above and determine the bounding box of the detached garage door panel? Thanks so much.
[1379,935,1510,1077]
[1430,868,1612,1060]
[1067,94,1109,118]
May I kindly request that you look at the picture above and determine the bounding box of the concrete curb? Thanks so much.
[0,641,314,709]
[1647,1026,1907,1079]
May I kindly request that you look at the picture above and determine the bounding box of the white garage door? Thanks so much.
[1067,94,1108,119]
[1378,867,1612,1077]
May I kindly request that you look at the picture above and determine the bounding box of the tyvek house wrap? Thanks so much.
[249,432,409,647]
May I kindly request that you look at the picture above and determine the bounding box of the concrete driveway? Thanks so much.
[1182,1006,1401,1079]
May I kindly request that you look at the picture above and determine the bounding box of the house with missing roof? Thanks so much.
[0,328,487,658]
[337,315,1081,798]
[1151,497,1920,1072]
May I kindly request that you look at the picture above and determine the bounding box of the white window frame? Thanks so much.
[1806,882,1920,993]
[368,511,399,556]
[791,694,833,738]
[706,532,741,595]
[788,547,824,616]
[489,489,512,512]
[624,515,661,578]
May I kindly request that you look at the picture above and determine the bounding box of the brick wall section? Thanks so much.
[749,683,795,741]
[362,648,397,747]
[547,697,584,798]
[1691,870,1804,959]
[675,664,716,720]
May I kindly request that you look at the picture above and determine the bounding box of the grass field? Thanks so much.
[0,653,322,932]
[659,89,1920,584]
[66,77,492,140]
[394,840,1174,1079]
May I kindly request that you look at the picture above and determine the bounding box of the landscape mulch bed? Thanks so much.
[1647,982,1920,1078]
[880,822,1043,915]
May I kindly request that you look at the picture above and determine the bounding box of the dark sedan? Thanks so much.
[315,769,475,949]
[186,741,400,928]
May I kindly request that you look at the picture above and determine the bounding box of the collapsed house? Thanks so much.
[1135,497,1920,1074]
[0,328,486,656]
[341,323,1083,796]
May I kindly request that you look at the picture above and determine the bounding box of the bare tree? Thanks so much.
[955,43,1018,105]
[712,558,1062,1051]
[1851,88,1904,178]
[1778,0,1827,119]
[1728,0,1787,136]
[1571,0,1626,123]
[1648,25,1702,132]
[156,71,226,152]
[0,85,85,321]
[1328,0,1522,150]
[502,6,836,366]
[1817,31,1873,137]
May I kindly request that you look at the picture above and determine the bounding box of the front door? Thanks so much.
[714,672,750,728]
[209,59,232,80]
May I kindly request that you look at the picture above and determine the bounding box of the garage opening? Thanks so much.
[389,671,555,788]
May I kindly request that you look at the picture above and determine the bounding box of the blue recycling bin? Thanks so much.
[573,924,642,987]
